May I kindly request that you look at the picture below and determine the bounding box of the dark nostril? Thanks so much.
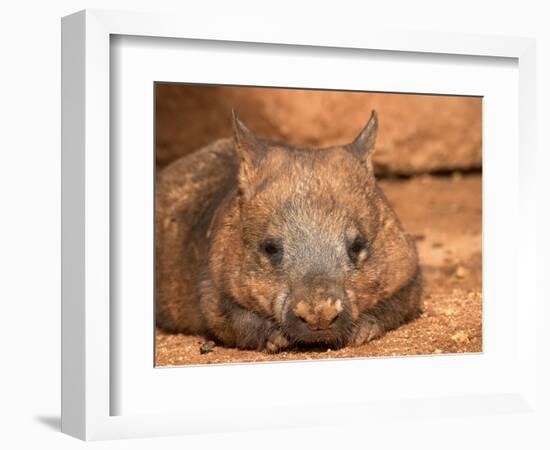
[328,314,339,326]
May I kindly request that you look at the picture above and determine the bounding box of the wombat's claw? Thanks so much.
[264,330,290,353]
[352,318,383,346]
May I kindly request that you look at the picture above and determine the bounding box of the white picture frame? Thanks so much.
[61,9,539,441]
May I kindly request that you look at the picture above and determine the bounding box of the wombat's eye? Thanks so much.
[260,238,283,265]
[347,236,368,263]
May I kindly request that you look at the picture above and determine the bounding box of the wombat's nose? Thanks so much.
[293,298,343,331]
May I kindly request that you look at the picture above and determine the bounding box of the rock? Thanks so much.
[155,84,482,176]
[199,340,216,355]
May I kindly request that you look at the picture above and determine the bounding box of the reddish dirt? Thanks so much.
[155,173,482,366]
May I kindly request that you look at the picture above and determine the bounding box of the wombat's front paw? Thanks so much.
[351,317,383,346]
[264,329,290,353]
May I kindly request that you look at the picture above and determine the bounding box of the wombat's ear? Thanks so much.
[349,110,378,160]
[232,110,266,188]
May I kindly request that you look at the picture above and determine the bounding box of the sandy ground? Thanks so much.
[156,173,482,366]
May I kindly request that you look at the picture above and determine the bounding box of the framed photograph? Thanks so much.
[61,9,538,441]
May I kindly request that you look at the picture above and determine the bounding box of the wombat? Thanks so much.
[156,111,422,353]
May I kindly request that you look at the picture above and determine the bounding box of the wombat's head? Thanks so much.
[215,111,415,347]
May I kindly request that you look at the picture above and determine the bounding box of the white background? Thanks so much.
[112,36,520,418]
[1,1,548,449]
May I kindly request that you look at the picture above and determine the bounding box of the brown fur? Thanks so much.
[156,111,422,352]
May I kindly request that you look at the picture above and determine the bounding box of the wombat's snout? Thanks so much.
[292,298,343,330]
[284,277,349,343]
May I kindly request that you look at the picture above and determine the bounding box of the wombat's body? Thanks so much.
[156,112,422,352]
